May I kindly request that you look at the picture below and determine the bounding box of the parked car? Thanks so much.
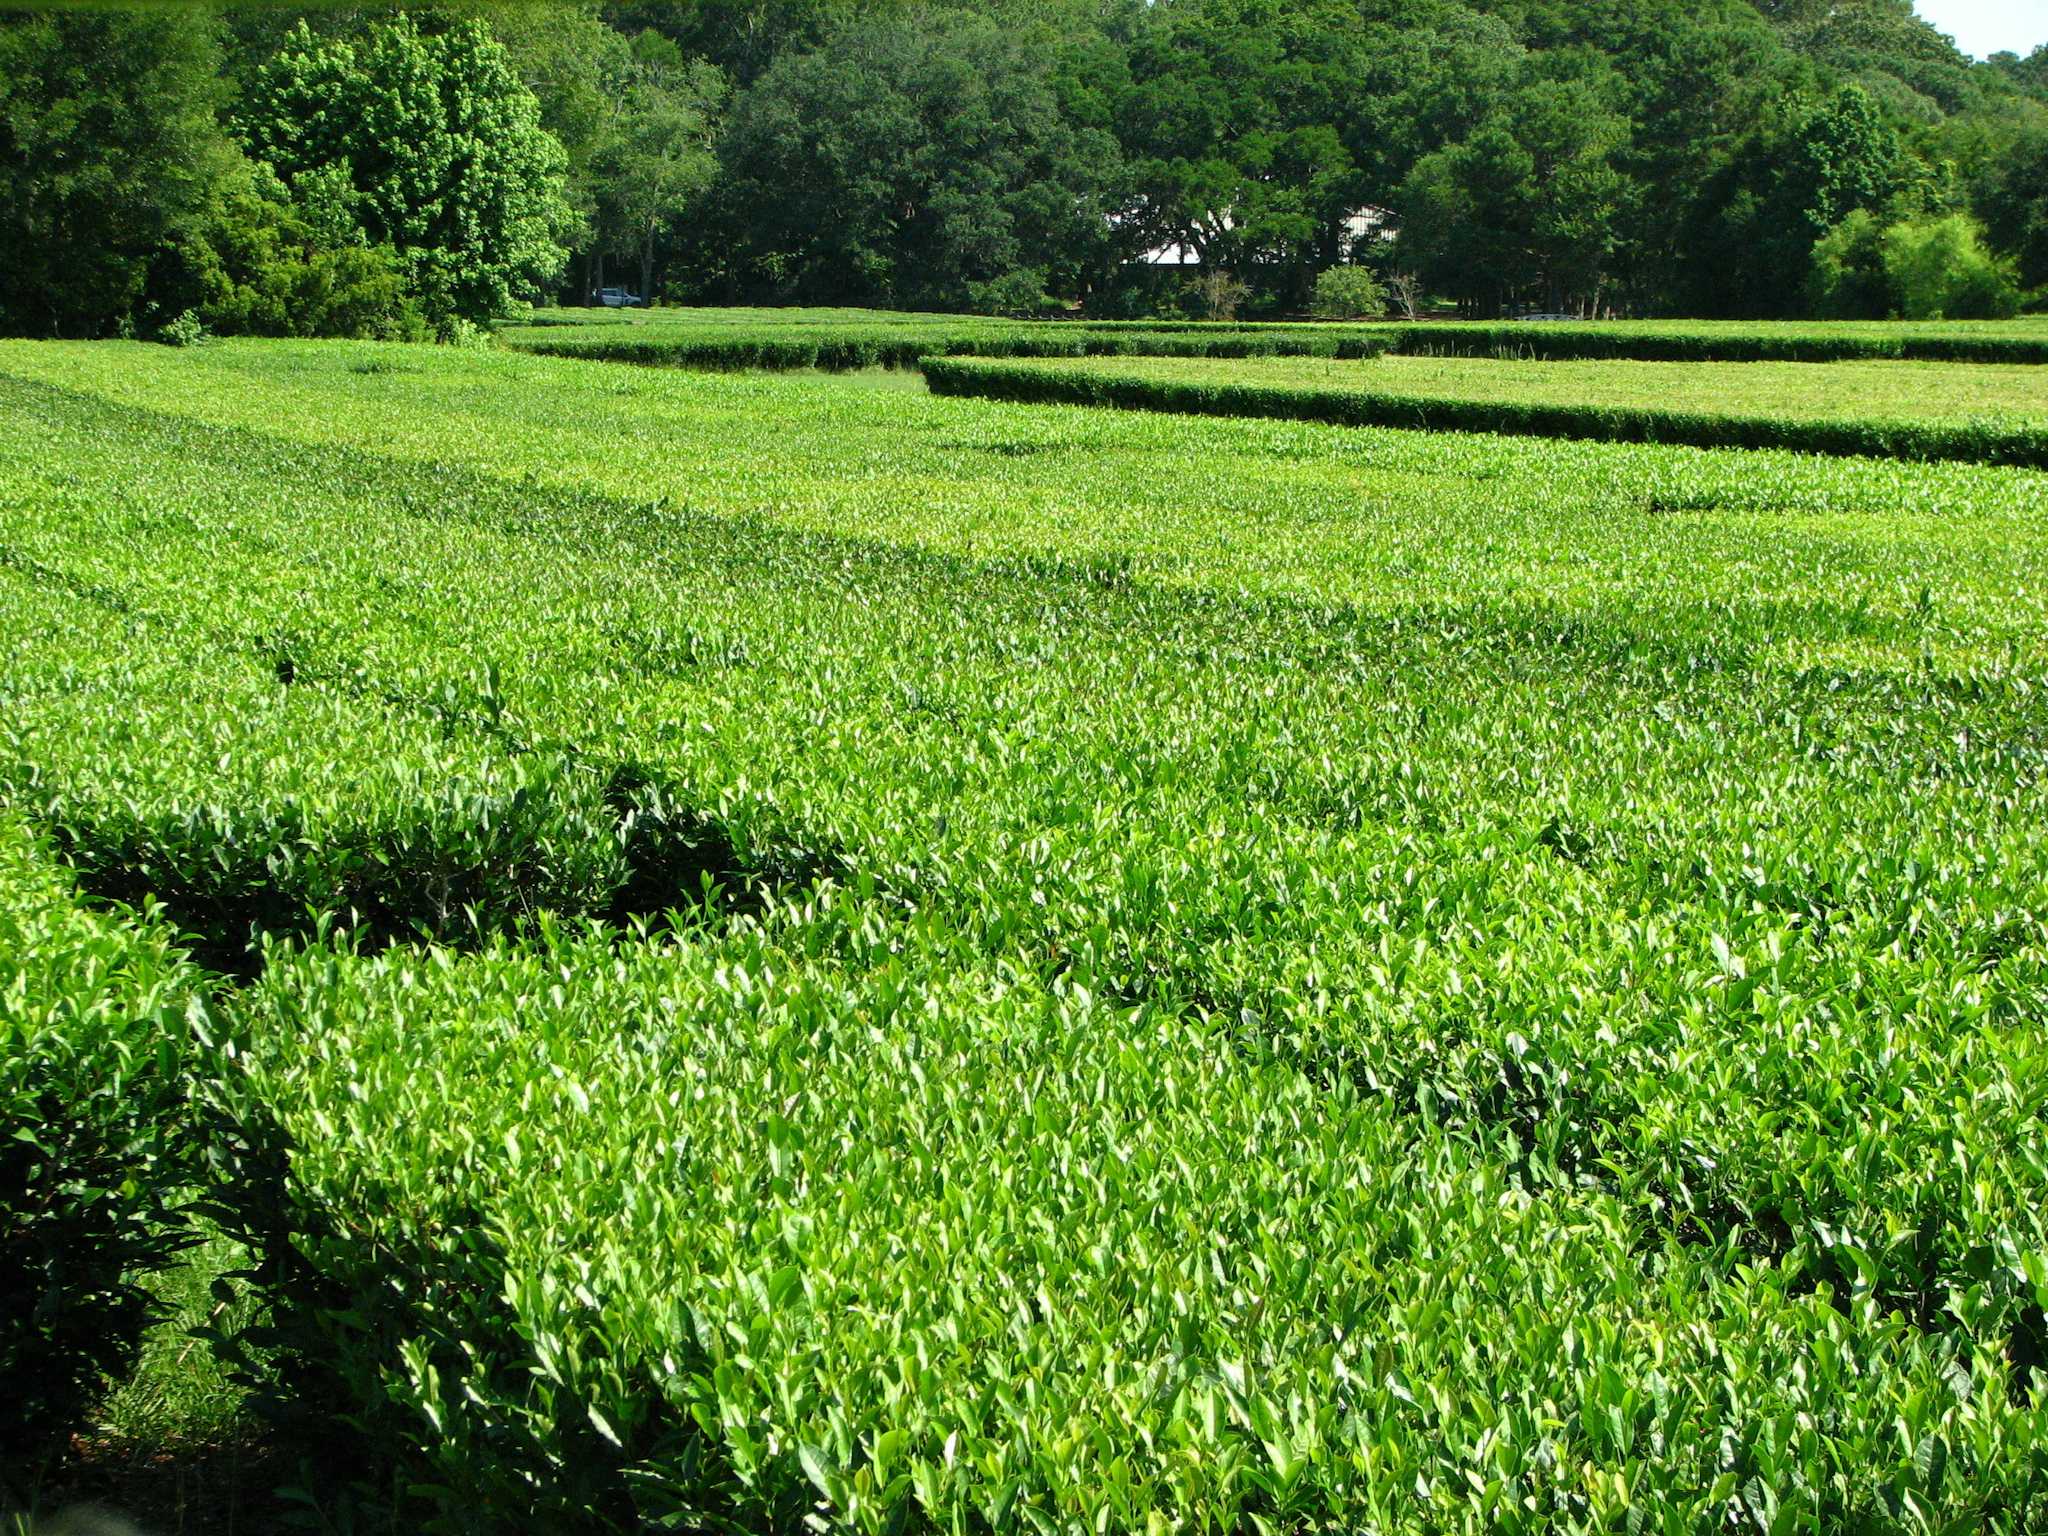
[592,287,649,308]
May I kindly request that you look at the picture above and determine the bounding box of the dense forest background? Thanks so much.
[2,0,2044,335]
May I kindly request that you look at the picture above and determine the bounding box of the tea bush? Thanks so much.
[1,338,2045,1530]
[0,818,213,1462]
[924,353,2048,465]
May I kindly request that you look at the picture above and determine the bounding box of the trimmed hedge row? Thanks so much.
[0,817,213,1463]
[1381,323,2048,366]
[508,313,2048,370]
[922,356,2048,467]
[1040,317,2048,363]
[507,326,1392,371]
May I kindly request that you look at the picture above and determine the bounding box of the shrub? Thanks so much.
[142,164,428,343]
[1882,215,2022,320]
[1185,269,1249,320]
[1805,210,1891,319]
[157,309,208,347]
[437,315,494,348]
[964,267,1053,317]
[0,821,211,1464]
[922,356,2048,467]
[1310,265,1386,320]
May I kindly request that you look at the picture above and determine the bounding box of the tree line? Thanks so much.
[2,0,2043,336]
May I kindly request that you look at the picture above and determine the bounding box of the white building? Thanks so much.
[1126,204,1398,267]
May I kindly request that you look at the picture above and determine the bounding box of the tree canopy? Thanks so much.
[1,0,2042,331]
[236,17,574,324]
[0,11,231,337]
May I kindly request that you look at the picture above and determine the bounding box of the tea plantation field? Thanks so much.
[4,336,2047,1533]
[926,353,2048,466]
[503,306,2048,370]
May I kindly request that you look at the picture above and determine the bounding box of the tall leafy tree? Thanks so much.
[483,2,637,267]
[1990,46,2048,103]
[1979,125,2048,293]
[588,32,726,300]
[709,8,1120,309]
[1113,0,1382,299]
[1781,81,1904,233]
[1397,68,1629,313]
[0,11,233,336]
[1766,0,1986,120]
[236,16,574,323]
[1340,4,1525,199]
[1609,8,1807,311]
[1686,79,1905,315]
[607,0,902,84]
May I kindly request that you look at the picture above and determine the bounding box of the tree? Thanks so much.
[607,0,904,85]
[1783,82,1902,234]
[0,11,234,337]
[709,9,1120,310]
[1979,126,2048,294]
[1340,4,1525,200]
[1112,0,1381,304]
[1395,70,1629,314]
[1765,0,1986,120]
[589,33,726,300]
[235,17,574,323]
[1693,80,1905,316]
[1989,45,2048,104]
[479,2,637,283]
[1613,8,1808,312]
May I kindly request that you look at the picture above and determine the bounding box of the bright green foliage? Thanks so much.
[210,921,2048,1532]
[1806,209,1893,319]
[1309,266,1385,319]
[2,339,2047,1528]
[1883,215,2025,320]
[925,351,2048,464]
[236,17,574,324]
[0,579,716,967]
[0,817,212,1461]
[172,164,427,341]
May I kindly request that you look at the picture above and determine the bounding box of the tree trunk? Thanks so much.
[641,224,655,302]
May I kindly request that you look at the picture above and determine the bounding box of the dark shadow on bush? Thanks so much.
[38,771,834,983]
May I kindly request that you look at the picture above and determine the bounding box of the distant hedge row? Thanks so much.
[510,316,2048,370]
[922,357,2048,468]
[1379,324,2048,366]
[508,327,1394,371]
